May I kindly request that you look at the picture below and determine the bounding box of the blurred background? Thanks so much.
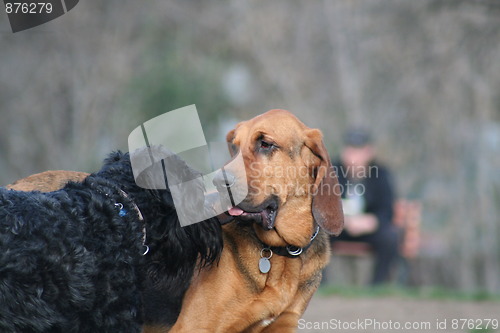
[1,0,499,303]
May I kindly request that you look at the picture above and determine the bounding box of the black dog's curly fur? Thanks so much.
[0,151,222,332]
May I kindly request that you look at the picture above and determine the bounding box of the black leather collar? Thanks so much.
[265,226,320,258]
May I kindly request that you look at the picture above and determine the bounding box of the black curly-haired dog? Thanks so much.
[0,150,223,332]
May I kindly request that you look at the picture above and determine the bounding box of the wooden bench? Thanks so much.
[331,199,422,259]
[326,200,421,285]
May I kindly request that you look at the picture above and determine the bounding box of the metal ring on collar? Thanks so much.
[286,245,303,256]
[260,247,273,259]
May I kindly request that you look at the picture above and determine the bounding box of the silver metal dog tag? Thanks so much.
[259,257,271,274]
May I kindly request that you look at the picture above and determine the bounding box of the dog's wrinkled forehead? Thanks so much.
[230,109,307,149]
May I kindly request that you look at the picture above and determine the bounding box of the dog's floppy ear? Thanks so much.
[226,129,235,143]
[226,129,236,157]
[303,129,344,236]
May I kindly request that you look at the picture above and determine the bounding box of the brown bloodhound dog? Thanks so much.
[145,109,344,332]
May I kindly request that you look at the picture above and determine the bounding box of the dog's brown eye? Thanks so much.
[260,140,273,150]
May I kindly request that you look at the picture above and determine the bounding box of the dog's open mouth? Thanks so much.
[227,206,277,230]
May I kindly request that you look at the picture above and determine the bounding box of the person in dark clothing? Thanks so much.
[331,127,399,285]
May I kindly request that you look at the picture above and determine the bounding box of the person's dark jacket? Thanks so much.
[332,159,395,230]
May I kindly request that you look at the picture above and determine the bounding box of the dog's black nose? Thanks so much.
[213,169,236,188]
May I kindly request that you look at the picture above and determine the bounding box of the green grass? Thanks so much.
[318,284,500,302]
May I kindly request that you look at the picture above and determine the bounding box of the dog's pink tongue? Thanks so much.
[228,207,244,216]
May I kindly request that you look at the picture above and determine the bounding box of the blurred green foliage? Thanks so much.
[127,41,231,141]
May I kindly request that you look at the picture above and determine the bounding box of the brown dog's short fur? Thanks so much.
[6,170,89,192]
[146,109,344,333]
